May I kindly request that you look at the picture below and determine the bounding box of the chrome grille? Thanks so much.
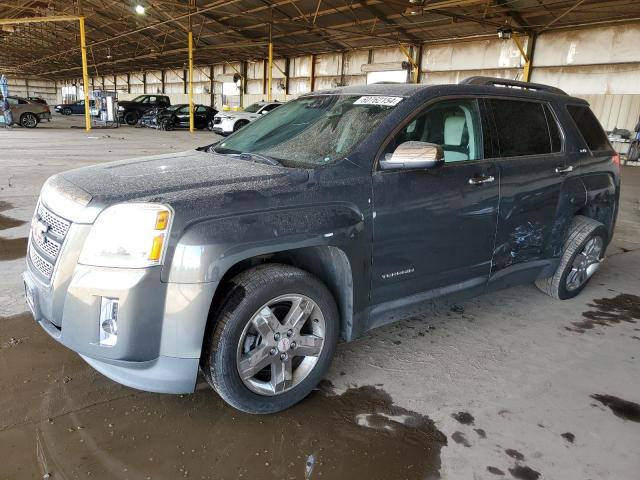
[37,203,70,239]
[28,203,72,280]
[29,245,54,278]
[31,230,61,259]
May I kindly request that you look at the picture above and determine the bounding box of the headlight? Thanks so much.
[117,105,124,111]
[79,203,173,268]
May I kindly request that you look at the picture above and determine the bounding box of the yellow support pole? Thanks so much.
[188,31,194,133]
[79,16,91,132]
[398,43,419,84]
[512,33,531,82]
[267,42,273,102]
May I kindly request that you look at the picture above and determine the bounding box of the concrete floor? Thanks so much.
[1,114,639,480]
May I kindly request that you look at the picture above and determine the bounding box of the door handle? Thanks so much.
[555,165,574,174]
[468,175,495,185]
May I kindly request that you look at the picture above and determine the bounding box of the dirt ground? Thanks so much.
[1,114,639,480]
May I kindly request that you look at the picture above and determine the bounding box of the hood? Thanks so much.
[58,150,309,207]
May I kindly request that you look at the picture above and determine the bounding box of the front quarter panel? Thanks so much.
[167,203,366,284]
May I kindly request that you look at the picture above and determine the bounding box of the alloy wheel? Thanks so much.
[566,236,603,291]
[21,113,37,128]
[236,294,326,396]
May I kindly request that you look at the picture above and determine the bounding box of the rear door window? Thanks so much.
[490,99,559,157]
[566,105,612,152]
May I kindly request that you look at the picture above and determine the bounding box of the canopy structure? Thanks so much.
[1,0,639,80]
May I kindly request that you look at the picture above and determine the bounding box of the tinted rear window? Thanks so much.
[490,99,559,157]
[567,105,612,152]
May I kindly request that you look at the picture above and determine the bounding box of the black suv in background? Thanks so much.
[24,77,619,414]
[117,94,171,125]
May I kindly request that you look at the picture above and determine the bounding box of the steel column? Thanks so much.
[188,30,194,133]
[79,16,91,131]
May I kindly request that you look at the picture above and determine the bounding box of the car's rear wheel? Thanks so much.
[62,107,72,115]
[233,119,249,132]
[535,216,608,300]
[123,111,139,125]
[20,113,38,128]
[201,264,339,414]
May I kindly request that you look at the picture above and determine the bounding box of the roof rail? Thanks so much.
[460,76,567,96]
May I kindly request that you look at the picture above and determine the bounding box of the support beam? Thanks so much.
[309,54,316,92]
[210,65,215,108]
[512,33,533,82]
[0,15,79,25]
[79,16,91,132]
[399,43,419,84]
[188,30,194,133]
[268,41,273,101]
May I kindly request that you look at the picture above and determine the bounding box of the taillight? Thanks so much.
[612,152,621,172]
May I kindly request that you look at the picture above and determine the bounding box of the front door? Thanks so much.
[371,98,499,305]
[174,105,190,126]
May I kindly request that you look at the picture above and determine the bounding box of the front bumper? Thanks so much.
[212,117,234,134]
[24,257,215,394]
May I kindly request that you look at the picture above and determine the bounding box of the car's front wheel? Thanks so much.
[20,113,38,128]
[159,119,173,131]
[202,264,339,414]
[233,119,249,132]
[535,215,608,299]
[62,107,72,115]
[207,119,215,131]
[123,111,139,125]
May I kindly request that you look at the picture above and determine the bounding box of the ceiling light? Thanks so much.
[135,4,145,15]
[497,25,513,39]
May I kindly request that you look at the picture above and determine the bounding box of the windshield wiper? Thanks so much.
[238,152,282,166]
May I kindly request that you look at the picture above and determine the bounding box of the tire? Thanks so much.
[202,264,339,414]
[160,119,173,131]
[233,120,249,132]
[207,119,215,131]
[62,107,72,116]
[123,111,139,125]
[535,216,608,300]
[20,113,38,128]
[629,142,640,162]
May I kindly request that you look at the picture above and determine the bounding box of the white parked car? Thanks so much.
[211,101,281,135]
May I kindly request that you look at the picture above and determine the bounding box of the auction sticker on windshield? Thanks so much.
[354,96,403,106]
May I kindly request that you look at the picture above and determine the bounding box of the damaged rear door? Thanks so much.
[488,97,566,275]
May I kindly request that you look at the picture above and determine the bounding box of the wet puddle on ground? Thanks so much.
[566,294,640,333]
[0,200,26,231]
[591,394,640,423]
[0,236,28,261]
[1,313,446,480]
[0,201,28,261]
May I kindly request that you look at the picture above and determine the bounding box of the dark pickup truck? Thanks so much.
[117,94,171,125]
[24,78,619,413]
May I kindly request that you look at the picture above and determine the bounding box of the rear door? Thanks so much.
[488,97,566,273]
[371,98,499,305]
[195,105,208,128]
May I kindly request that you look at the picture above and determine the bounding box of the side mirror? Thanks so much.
[379,141,445,171]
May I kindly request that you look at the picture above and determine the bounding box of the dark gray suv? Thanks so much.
[23,77,620,413]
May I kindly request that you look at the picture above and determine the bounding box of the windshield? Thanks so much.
[243,103,262,113]
[213,94,401,168]
[164,105,182,111]
[131,95,147,103]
